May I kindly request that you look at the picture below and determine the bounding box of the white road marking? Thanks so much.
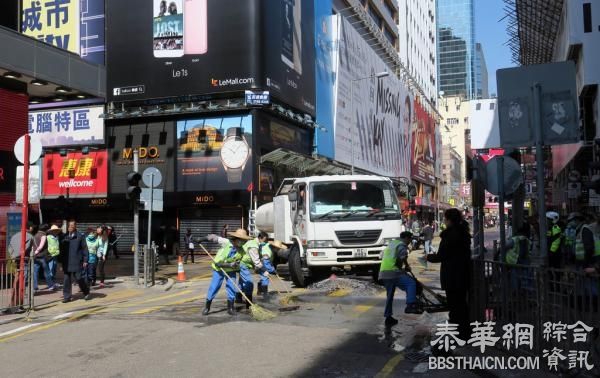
[0,323,45,338]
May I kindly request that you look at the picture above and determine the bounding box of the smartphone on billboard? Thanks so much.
[184,0,208,55]
[153,0,184,58]
[281,0,295,70]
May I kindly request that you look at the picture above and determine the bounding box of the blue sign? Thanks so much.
[6,212,22,258]
[80,0,105,65]
[245,90,271,106]
[314,0,335,159]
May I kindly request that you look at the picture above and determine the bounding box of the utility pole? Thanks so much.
[133,150,140,284]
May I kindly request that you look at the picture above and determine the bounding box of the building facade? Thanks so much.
[475,42,489,99]
[436,0,476,99]
[398,0,438,104]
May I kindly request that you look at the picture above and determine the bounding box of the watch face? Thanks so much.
[220,140,249,169]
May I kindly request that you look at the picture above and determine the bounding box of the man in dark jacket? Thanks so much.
[60,220,90,302]
[427,209,472,341]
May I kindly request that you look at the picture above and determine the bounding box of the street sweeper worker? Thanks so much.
[201,229,251,316]
[379,231,423,327]
[255,239,285,297]
[237,232,268,308]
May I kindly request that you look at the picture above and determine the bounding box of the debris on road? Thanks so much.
[307,277,381,296]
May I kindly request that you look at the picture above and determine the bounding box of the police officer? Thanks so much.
[201,229,250,316]
[504,226,531,265]
[379,231,422,327]
[546,212,564,269]
[565,212,585,264]
[578,213,600,273]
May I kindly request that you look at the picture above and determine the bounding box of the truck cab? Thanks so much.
[263,175,403,287]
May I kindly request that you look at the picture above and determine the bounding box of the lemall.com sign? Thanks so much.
[42,150,108,198]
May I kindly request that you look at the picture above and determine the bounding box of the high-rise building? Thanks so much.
[475,43,489,98]
[436,0,476,99]
[398,0,438,104]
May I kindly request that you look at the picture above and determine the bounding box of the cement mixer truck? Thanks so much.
[255,175,404,287]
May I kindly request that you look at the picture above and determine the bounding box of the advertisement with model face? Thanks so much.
[107,122,175,193]
[177,115,253,191]
[333,16,413,178]
[261,0,316,115]
[107,0,316,115]
[410,98,437,186]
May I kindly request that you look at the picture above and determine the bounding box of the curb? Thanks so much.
[163,278,175,291]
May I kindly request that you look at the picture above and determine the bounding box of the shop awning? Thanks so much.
[260,149,371,176]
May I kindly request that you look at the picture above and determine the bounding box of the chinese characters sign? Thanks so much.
[42,150,108,198]
[22,0,80,54]
[28,106,104,147]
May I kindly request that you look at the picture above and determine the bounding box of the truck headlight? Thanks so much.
[307,240,334,248]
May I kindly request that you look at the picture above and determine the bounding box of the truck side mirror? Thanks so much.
[288,191,298,202]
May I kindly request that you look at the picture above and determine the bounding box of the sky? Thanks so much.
[474,0,515,96]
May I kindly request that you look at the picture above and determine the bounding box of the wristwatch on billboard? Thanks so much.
[220,127,250,183]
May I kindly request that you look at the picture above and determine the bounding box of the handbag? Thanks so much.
[188,242,195,250]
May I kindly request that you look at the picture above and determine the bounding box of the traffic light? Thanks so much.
[126,171,142,200]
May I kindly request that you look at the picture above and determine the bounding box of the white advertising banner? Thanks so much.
[16,165,41,204]
[333,16,412,178]
[28,106,104,147]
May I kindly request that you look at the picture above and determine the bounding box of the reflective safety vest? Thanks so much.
[547,225,562,253]
[259,243,273,260]
[241,239,260,268]
[575,225,600,262]
[505,235,529,265]
[379,240,405,272]
[212,240,242,272]
[564,223,577,247]
[47,234,60,257]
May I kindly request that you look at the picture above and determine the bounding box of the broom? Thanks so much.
[198,243,276,321]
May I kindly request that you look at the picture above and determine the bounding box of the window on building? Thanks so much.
[383,0,396,21]
[476,103,481,110]
[384,26,396,46]
[369,6,383,28]
[489,102,495,110]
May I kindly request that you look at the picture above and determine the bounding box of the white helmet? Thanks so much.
[546,211,560,223]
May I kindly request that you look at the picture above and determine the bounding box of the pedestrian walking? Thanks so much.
[160,226,173,265]
[85,227,100,287]
[238,231,268,309]
[183,229,195,264]
[60,220,90,303]
[379,231,423,327]
[106,226,120,259]
[201,229,249,315]
[96,226,108,288]
[46,225,62,283]
[427,208,472,341]
[32,224,56,291]
[422,222,434,255]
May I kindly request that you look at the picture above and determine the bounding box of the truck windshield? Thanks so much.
[309,181,401,221]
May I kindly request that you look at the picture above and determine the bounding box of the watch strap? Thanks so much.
[226,167,243,183]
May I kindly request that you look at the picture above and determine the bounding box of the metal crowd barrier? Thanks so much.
[471,260,600,358]
[0,257,33,314]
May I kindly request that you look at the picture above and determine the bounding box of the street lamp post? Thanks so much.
[350,71,389,174]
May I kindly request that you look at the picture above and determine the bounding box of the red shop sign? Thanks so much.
[42,150,108,198]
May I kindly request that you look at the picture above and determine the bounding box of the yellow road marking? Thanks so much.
[97,289,195,313]
[0,306,106,343]
[130,296,199,315]
[374,353,404,378]
[353,304,374,314]
[327,288,352,297]
[190,272,214,282]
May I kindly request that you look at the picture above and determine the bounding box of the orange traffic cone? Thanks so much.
[177,256,187,282]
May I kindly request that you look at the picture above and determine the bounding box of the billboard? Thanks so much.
[22,0,80,54]
[177,115,253,191]
[80,0,105,64]
[314,0,335,159]
[254,113,311,155]
[334,16,412,178]
[107,122,175,193]
[106,0,316,114]
[42,150,108,198]
[410,99,437,186]
[28,106,104,147]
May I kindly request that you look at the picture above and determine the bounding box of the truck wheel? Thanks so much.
[288,245,306,288]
